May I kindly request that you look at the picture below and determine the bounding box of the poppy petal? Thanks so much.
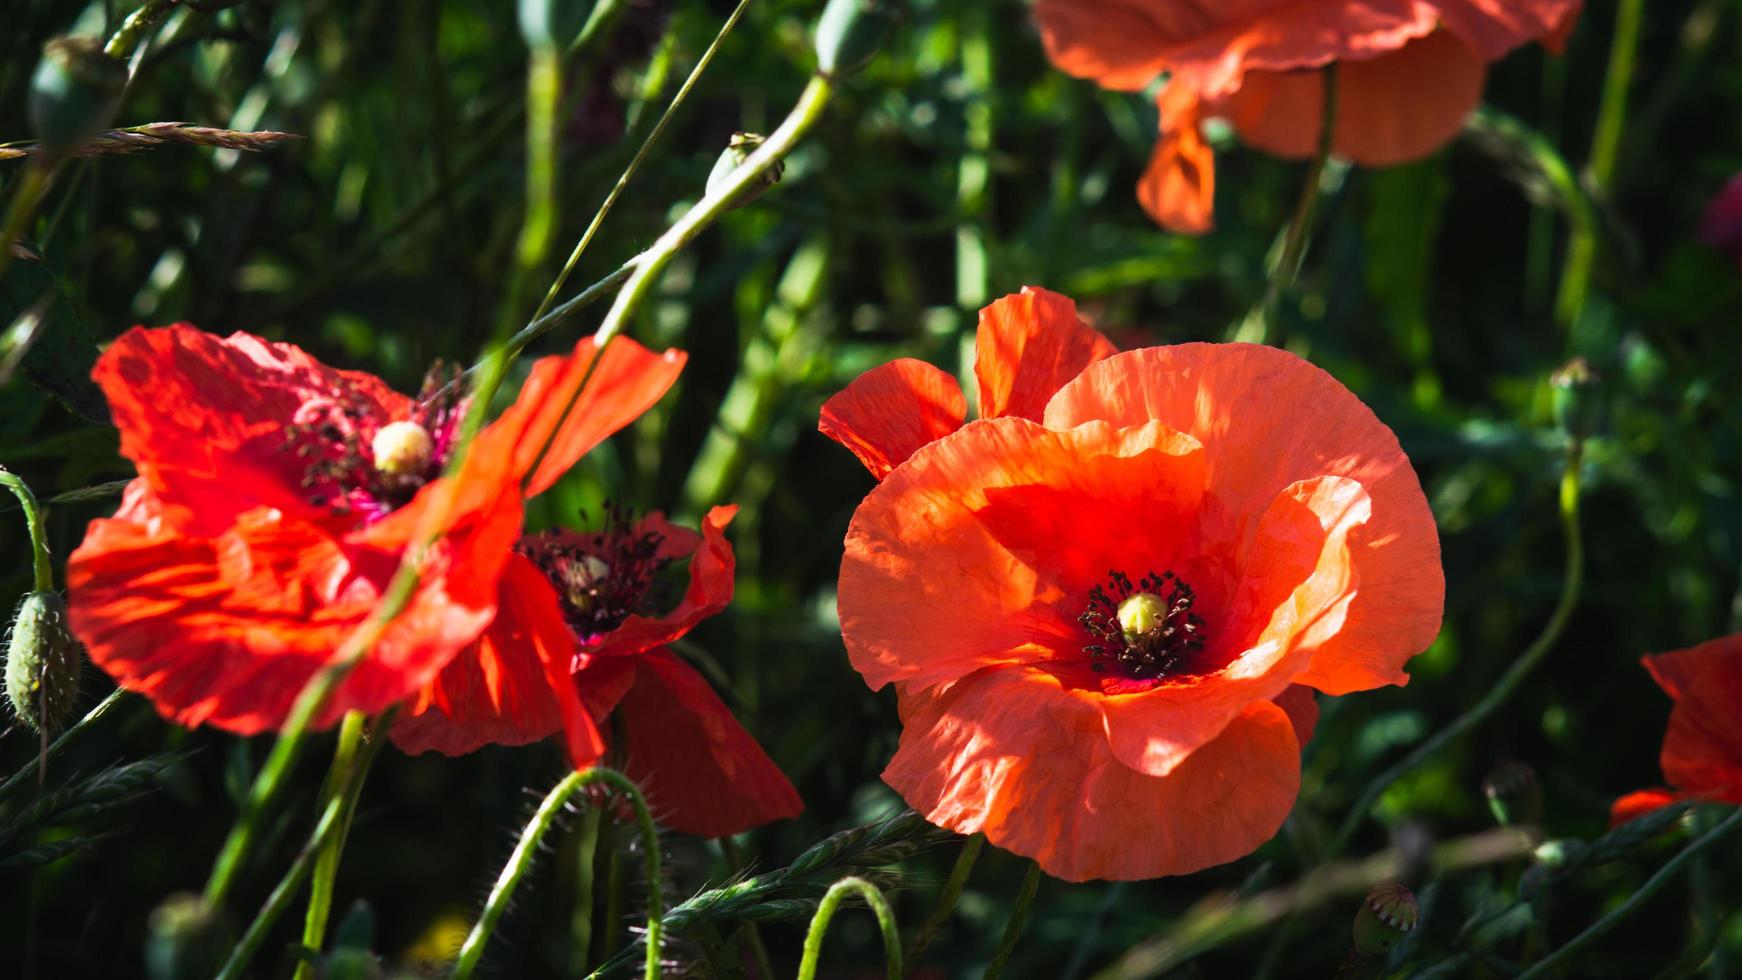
[1033,0,1179,91]
[93,325,410,537]
[391,554,603,765]
[1609,788,1682,827]
[613,651,803,838]
[1660,640,1742,800]
[1274,684,1319,746]
[1139,85,1217,234]
[67,501,511,734]
[1428,0,1584,60]
[1641,636,1742,701]
[841,417,1208,693]
[594,506,738,659]
[1221,31,1487,166]
[1045,344,1443,696]
[975,288,1117,423]
[818,358,967,480]
[884,666,1300,882]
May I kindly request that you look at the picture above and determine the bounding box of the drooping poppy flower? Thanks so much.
[1033,0,1584,232]
[394,504,804,837]
[67,324,684,766]
[1698,173,1742,269]
[1610,634,1742,825]
[820,287,1442,881]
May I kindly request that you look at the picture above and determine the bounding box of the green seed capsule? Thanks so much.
[7,591,82,735]
[145,893,225,980]
[814,0,903,78]
[28,37,127,154]
[705,132,784,209]
[1351,883,1418,956]
[1550,356,1604,442]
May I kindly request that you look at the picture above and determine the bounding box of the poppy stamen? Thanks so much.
[520,503,672,644]
[1080,569,1206,680]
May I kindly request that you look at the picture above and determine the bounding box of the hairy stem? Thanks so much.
[797,876,902,980]
[0,468,53,591]
[983,861,1043,980]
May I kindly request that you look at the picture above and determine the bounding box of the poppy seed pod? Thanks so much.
[29,37,127,154]
[814,0,901,77]
[705,132,783,209]
[1484,760,1543,828]
[6,591,82,735]
[145,893,225,980]
[1550,357,1604,442]
[518,0,595,49]
[1352,883,1419,956]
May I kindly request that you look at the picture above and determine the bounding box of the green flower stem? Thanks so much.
[292,711,369,980]
[1555,0,1644,327]
[531,0,754,323]
[0,468,53,591]
[797,876,903,980]
[0,688,124,804]
[453,767,663,980]
[102,0,179,59]
[984,860,1043,980]
[213,711,395,980]
[904,833,984,976]
[1516,806,1742,979]
[494,40,564,334]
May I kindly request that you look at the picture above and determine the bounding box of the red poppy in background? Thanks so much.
[395,505,804,837]
[68,324,684,766]
[1698,173,1742,269]
[1611,635,1742,824]
[1033,0,1583,233]
[821,287,1442,881]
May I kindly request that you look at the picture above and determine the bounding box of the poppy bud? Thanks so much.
[1116,592,1168,643]
[518,0,595,49]
[814,0,902,78]
[1483,760,1543,828]
[1549,357,1603,442]
[145,893,224,980]
[6,591,82,735]
[705,132,784,210]
[29,37,127,154]
[371,420,435,477]
[1351,883,1418,956]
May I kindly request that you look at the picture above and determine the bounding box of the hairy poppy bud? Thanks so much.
[145,893,224,980]
[518,0,596,49]
[1484,760,1543,828]
[7,591,82,735]
[705,132,783,209]
[814,0,902,78]
[371,420,435,477]
[1351,883,1418,956]
[29,37,127,154]
[1549,357,1603,442]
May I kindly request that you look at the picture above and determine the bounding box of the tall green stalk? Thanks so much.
[984,861,1043,980]
[797,877,903,980]
[293,711,369,979]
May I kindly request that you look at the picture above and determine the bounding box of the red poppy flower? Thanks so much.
[396,505,804,837]
[1610,634,1742,825]
[1033,0,1583,232]
[820,287,1442,881]
[68,325,683,767]
[1699,173,1742,269]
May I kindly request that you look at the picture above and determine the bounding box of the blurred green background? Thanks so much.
[1,0,1740,976]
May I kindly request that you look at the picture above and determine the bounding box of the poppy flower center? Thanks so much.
[1079,569,1206,680]
[519,505,672,644]
[287,366,464,525]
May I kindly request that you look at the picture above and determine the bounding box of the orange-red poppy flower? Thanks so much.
[1611,634,1742,825]
[1034,0,1583,232]
[68,325,683,767]
[820,287,1442,881]
[395,505,804,837]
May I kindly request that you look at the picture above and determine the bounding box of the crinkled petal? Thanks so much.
[67,499,515,735]
[1428,0,1584,60]
[93,325,409,537]
[1140,85,1218,234]
[1221,31,1486,166]
[391,554,602,765]
[613,651,803,838]
[885,666,1300,881]
[975,288,1117,423]
[1045,344,1443,695]
[593,506,737,659]
[819,359,966,480]
[1660,640,1742,799]
[840,418,1208,692]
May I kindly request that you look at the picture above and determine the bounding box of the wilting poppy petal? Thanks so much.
[1222,31,1487,166]
[611,651,803,838]
[93,325,410,537]
[391,554,602,764]
[593,506,738,659]
[818,358,967,480]
[975,288,1117,423]
[1609,788,1683,826]
[1045,344,1442,695]
[841,417,1209,693]
[885,667,1301,881]
[1139,85,1217,234]
[1428,0,1585,60]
